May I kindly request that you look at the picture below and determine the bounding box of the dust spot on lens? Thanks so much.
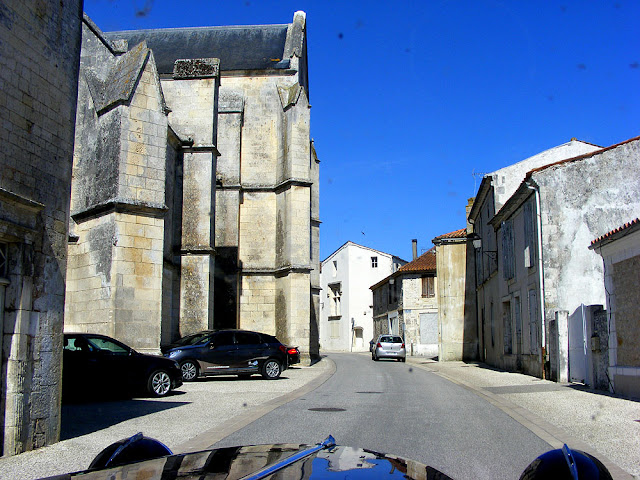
[243,403,247,408]
[338,32,344,39]
[409,367,413,373]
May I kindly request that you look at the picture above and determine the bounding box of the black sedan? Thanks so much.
[165,329,288,381]
[63,333,183,400]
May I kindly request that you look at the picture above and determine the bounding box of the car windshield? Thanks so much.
[174,333,212,346]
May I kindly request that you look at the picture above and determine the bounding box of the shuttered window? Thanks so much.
[502,220,515,280]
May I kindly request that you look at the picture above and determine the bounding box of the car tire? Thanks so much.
[261,359,281,380]
[180,360,198,381]
[148,370,171,397]
[401,357,406,362]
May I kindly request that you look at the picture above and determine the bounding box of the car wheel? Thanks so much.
[261,359,281,380]
[180,361,198,381]
[148,370,171,397]
[401,357,406,363]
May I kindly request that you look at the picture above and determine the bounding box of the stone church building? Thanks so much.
[66,12,320,360]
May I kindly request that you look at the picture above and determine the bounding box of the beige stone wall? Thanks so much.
[612,255,640,366]
[112,212,164,351]
[161,78,216,144]
[65,215,116,336]
[401,275,438,348]
[239,275,277,335]
[66,212,165,351]
[120,63,167,206]
[240,192,277,268]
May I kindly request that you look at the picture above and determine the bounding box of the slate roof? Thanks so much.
[104,24,291,74]
[590,218,640,249]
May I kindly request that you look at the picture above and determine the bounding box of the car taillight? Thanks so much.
[377,342,381,348]
[402,343,405,349]
[287,348,298,355]
[279,345,287,353]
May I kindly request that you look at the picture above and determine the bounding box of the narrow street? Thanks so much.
[210,353,551,480]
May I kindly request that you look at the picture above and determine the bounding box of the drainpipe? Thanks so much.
[526,181,547,378]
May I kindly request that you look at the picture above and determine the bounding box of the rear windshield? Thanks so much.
[380,336,403,343]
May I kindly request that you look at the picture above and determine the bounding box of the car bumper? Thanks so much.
[374,348,406,359]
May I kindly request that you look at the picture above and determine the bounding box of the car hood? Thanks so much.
[40,438,453,480]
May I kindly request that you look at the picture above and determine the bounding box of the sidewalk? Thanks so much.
[406,357,640,479]
[0,359,336,480]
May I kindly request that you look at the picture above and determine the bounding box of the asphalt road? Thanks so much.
[210,352,552,480]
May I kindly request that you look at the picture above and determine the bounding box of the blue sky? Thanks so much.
[84,0,639,262]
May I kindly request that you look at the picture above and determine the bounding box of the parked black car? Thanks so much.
[286,346,301,366]
[160,330,215,354]
[63,333,183,400]
[165,329,289,381]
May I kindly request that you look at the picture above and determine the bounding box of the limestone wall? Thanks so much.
[0,0,82,455]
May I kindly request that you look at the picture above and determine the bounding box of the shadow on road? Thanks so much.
[61,395,190,440]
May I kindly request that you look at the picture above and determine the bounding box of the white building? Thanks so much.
[320,242,406,352]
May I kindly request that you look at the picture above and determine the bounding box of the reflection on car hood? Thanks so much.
[42,441,453,479]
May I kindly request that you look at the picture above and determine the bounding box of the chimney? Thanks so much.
[412,239,417,260]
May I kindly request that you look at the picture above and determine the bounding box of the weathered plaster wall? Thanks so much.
[0,0,82,455]
[536,139,640,330]
[494,196,543,377]
[401,274,438,356]
[436,240,477,361]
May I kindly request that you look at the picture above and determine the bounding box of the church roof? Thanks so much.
[104,24,291,74]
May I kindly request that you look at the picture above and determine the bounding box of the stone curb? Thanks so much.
[405,358,634,480]
[174,357,337,453]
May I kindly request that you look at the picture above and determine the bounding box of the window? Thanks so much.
[329,283,341,317]
[514,296,522,354]
[502,220,515,280]
[523,200,536,268]
[332,260,338,277]
[503,301,512,354]
[89,336,130,355]
[0,243,7,278]
[421,276,435,297]
[212,331,235,347]
[235,332,261,345]
[490,302,495,347]
[371,256,378,268]
[528,289,539,354]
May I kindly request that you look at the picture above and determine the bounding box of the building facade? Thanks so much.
[590,218,640,398]
[471,136,640,379]
[371,243,438,357]
[432,227,477,361]
[0,0,83,455]
[320,242,405,352]
[468,139,602,374]
[67,12,320,360]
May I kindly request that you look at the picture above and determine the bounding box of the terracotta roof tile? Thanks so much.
[433,228,467,241]
[397,247,436,273]
[526,135,640,180]
[590,218,640,247]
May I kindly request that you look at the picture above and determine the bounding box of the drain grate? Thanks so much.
[308,407,346,412]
